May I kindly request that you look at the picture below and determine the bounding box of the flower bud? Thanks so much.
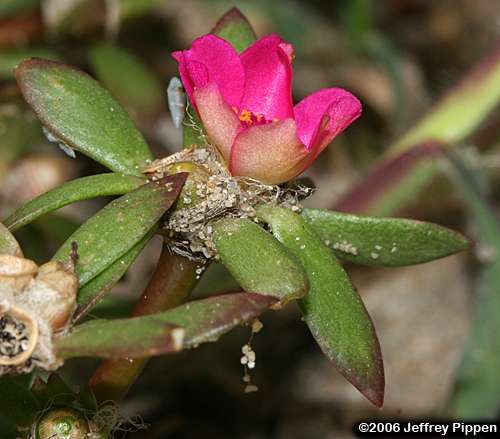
[34,261,78,331]
[0,254,38,292]
[33,408,90,439]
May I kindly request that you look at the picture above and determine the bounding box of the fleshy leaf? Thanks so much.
[212,218,309,305]
[212,7,257,53]
[56,293,276,359]
[0,222,22,256]
[302,208,469,266]
[74,231,153,322]
[52,173,187,286]
[89,43,163,115]
[57,318,182,359]
[257,205,384,407]
[4,173,145,231]
[15,58,153,175]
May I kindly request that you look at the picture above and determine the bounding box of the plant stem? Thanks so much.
[88,244,201,402]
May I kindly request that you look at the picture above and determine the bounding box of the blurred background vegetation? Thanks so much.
[1,0,500,437]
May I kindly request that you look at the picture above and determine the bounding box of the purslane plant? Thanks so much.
[0,8,469,437]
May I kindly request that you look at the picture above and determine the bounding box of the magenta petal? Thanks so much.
[229,119,309,184]
[172,34,245,109]
[194,83,241,161]
[239,34,294,120]
[294,88,362,156]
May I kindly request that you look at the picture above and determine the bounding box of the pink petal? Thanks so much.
[193,83,241,161]
[239,34,294,120]
[172,34,245,109]
[294,88,362,157]
[229,119,309,184]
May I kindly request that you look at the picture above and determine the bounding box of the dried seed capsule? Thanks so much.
[0,254,38,292]
[34,261,78,331]
[0,303,38,366]
[1,255,78,375]
[33,408,90,439]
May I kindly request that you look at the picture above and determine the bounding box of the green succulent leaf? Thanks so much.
[212,7,257,53]
[15,59,153,175]
[52,173,187,286]
[0,222,22,256]
[212,218,309,304]
[4,173,145,231]
[257,205,384,407]
[302,208,469,266]
[89,43,163,116]
[56,293,276,359]
[58,318,181,359]
[74,231,153,322]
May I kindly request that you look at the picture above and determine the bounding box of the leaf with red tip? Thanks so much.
[212,7,257,53]
[257,206,384,407]
[74,230,153,322]
[302,207,469,266]
[56,293,276,359]
[15,58,153,176]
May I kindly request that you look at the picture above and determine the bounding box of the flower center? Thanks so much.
[232,108,277,127]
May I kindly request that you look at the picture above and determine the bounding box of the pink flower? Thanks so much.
[173,34,361,185]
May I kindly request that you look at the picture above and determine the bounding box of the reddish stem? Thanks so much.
[89,244,201,402]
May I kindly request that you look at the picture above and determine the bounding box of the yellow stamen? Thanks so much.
[239,109,253,124]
